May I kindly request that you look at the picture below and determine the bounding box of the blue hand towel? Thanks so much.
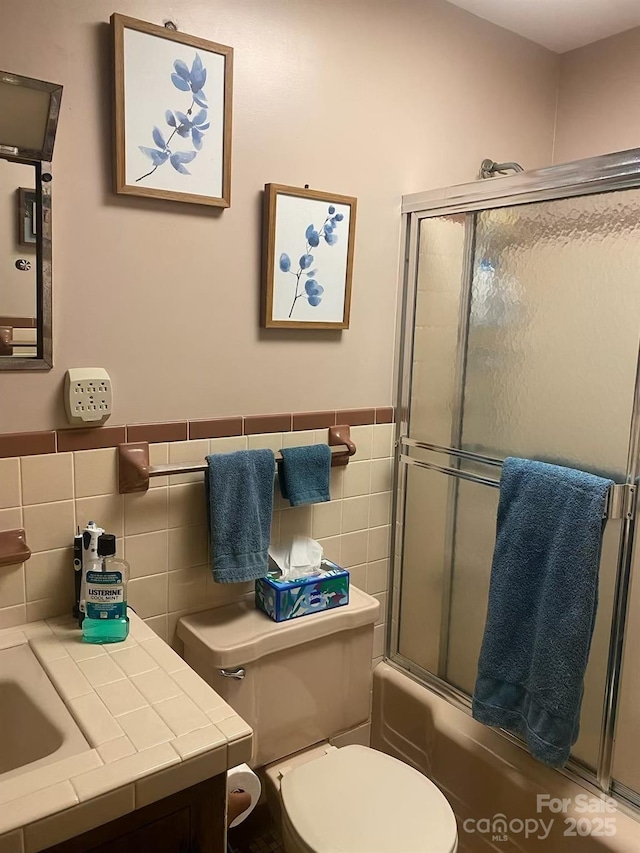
[205,449,275,584]
[472,457,613,768]
[279,444,332,507]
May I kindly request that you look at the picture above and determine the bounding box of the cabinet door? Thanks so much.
[87,808,192,853]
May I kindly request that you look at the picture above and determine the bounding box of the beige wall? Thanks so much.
[0,0,558,434]
[554,26,640,164]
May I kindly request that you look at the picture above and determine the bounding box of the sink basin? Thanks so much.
[0,644,90,781]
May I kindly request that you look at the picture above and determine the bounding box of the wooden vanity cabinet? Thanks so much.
[43,774,226,853]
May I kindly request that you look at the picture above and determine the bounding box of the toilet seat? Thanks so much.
[280,745,458,853]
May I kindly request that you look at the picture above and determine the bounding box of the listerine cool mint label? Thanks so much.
[85,571,125,620]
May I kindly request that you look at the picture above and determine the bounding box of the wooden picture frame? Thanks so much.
[112,13,233,208]
[262,184,357,329]
[17,187,37,246]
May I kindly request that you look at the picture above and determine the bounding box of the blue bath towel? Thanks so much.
[205,449,275,583]
[472,457,613,768]
[279,444,332,507]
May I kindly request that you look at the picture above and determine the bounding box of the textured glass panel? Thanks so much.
[409,214,467,444]
[398,188,640,777]
[462,190,640,476]
[445,480,499,693]
[397,465,453,672]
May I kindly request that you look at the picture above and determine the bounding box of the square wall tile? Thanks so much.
[0,459,20,509]
[369,492,392,527]
[26,595,71,623]
[168,483,206,529]
[370,458,393,493]
[168,567,208,612]
[124,530,168,578]
[74,448,118,498]
[312,501,342,539]
[0,604,27,630]
[348,564,367,590]
[168,440,209,484]
[168,525,208,571]
[349,425,373,460]
[340,531,368,568]
[247,433,282,452]
[279,506,312,540]
[0,563,25,608]
[25,547,73,602]
[281,431,315,448]
[343,461,371,498]
[124,488,168,536]
[317,536,341,564]
[21,453,73,506]
[0,507,22,531]
[330,467,345,500]
[367,559,390,594]
[368,526,391,563]
[128,573,168,619]
[209,435,247,454]
[144,615,169,642]
[372,423,395,459]
[23,501,75,553]
[148,443,168,488]
[76,495,123,538]
[341,496,369,533]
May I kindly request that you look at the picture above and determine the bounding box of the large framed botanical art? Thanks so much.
[262,184,357,329]
[112,14,233,207]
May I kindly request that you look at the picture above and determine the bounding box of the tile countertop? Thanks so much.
[0,611,252,853]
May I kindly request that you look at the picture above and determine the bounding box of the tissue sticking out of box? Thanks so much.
[268,536,323,581]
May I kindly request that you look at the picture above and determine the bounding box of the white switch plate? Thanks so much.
[64,368,113,425]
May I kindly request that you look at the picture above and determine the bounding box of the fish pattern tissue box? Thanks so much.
[255,560,350,622]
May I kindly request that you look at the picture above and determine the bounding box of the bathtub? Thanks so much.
[371,663,639,852]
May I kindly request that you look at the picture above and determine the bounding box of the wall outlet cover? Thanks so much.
[64,368,113,426]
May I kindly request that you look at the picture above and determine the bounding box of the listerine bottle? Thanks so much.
[82,534,130,643]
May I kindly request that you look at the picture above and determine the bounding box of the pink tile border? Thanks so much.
[0,407,395,457]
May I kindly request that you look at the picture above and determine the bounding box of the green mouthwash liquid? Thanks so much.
[82,534,129,643]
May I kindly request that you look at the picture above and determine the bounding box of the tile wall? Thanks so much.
[0,424,394,662]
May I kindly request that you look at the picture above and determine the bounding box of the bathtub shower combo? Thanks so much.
[388,149,640,812]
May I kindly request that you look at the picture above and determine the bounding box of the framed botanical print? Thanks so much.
[112,14,233,207]
[262,184,357,329]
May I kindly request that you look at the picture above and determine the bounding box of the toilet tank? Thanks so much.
[178,586,379,767]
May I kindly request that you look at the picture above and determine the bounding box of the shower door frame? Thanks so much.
[389,147,640,806]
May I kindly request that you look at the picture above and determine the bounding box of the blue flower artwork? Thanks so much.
[137,53,210,183]
[279,206,345,318]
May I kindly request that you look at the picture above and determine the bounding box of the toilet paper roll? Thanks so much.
[227,763,261,828]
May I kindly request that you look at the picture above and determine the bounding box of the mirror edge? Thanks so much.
[0,159,53,371]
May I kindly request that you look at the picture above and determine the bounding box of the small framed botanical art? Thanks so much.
[262,184,357,329]
[112,14,233,208]
[17,187,37,246]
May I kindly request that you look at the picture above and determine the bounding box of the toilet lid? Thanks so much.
[280,745,457,853]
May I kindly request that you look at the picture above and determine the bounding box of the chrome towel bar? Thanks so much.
[399,438,636,521]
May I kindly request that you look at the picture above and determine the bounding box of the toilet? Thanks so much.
[178,586,458,853]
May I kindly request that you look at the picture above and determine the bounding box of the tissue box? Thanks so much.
[255,561,349,622]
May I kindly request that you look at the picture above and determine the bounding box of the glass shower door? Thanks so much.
[395,187,640,774]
